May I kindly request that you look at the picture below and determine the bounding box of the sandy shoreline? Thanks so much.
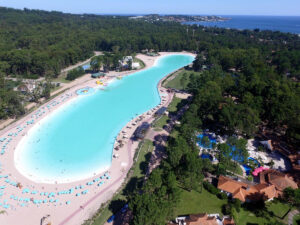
[0,52,195,225]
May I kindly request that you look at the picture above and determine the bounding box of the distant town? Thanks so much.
[130,14,230,23]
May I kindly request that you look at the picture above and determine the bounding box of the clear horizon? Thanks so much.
[1,0,300,16]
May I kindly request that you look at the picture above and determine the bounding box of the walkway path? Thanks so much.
[61,51,102,73]
[288,209,299,225]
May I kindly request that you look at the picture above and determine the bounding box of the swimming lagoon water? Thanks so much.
[14,54,194,183]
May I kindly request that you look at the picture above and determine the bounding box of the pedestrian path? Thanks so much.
[288,209,299,225]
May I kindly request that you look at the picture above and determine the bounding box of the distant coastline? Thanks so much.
[182,15,300,34]
[129,14,230,23]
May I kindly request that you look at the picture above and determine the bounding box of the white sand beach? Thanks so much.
[0,52,195,225]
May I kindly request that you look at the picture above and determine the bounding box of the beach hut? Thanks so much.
[154,107,167,117]
[91,72,106,78]
[133,122,150,140]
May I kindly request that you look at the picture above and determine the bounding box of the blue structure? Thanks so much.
[201,153,213,161]
[82,64,91,70]
[197,133,217,149]
[76,87,95,96]
[107,215,115,223]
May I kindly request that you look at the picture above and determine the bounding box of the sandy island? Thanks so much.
[0,52,195,225]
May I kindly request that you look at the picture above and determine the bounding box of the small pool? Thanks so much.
[82,64,91,70]
[242,158,260,175]
[76,87,95,96]
[242,165,252,175]
[201,153,213,161]
[248,157,260,166]
[197,133,217,149]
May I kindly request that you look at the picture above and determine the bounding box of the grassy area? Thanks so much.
[266,201,291,218]
[235,208,278,225]
[228,163,243,176]
[134,57,145,70]
[132,139,154,178]
[153,115,169,129]
[219,162,243,176]
[293,213,300,225]
[175,186,289,225]
[52,73,71,83]
[167,97,182,113]
[89,140,154,225]
[153,97,184,129]
[175,187,226,216]
[50,85,62,93]
[164,69,201,90]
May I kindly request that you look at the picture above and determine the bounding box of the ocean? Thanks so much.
[182,15,300,34]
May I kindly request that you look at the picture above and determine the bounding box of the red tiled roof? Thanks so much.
[218,176,277,202]
[185,214,218,225]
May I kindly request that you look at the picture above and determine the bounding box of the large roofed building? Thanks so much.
[217,176,277,202]
[170,213,232,225]
[259,169,298,195]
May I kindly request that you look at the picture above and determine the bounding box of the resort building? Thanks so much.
[133,122,150,139]
[118,56,135,71]
[217,176,277,202]
[14,82,36,93]
[259,140,274,151]
[132,62,140,69]
[222,216,235,225]
[154,107,167,117]
[259,169,298,196]
[170,213,234,225]
[91,72,106,78]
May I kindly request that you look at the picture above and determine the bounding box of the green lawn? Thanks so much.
[89,139,154,225]
[228,163,243,176]
[219,162,243,176]
[153,97,183,129]
[235,208,278,225]
[175,187,226,216]
[134,57,145,69]
[164,69,201,90]
[153,115,169,129]
[167,97,182,113]
[175,186,288,225]
[52,73,71,83]
[293,213,300,225]
[266,201,291,218]
[132,139,154,178]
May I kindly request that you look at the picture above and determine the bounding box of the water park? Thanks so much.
[197,131,290,177]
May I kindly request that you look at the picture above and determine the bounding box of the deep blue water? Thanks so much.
[183,15,300,34]
[197,133,217,149]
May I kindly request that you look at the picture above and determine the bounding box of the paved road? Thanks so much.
[288,209,299,225]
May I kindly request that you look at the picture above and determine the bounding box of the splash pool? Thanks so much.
[14,54,194,183]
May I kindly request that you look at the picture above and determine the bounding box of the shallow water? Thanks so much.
[15,54,194,183]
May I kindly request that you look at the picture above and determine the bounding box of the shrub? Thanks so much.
[222,203,232,215]
[201,136,211,148]
[231,199,241,212]
[217,192,228,200]
[66,67,85,80]
[247,176,253,181]
[203,181,220,195]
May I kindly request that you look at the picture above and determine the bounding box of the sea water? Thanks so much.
[183,15,300,34]
[14,54,194,183]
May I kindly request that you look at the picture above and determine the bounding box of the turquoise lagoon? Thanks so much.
[15,54,194,183]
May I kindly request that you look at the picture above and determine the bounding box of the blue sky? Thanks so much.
[1,0,300,16]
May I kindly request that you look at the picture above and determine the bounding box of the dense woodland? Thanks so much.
[0,7,300,120]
